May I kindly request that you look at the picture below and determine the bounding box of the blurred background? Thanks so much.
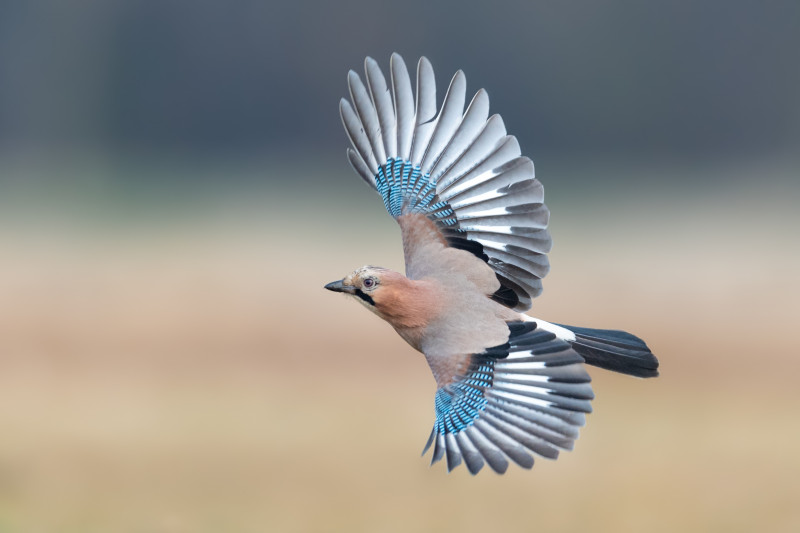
[1,1,799,531]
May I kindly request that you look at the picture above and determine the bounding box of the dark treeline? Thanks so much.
[1,0,798,164]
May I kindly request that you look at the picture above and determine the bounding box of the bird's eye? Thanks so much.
[363,278,375,289]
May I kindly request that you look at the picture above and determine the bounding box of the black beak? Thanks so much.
[324,279,356,294]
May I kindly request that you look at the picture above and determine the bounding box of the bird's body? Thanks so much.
[326,54,658,474]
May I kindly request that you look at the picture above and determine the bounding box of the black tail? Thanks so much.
[557,324,659,378]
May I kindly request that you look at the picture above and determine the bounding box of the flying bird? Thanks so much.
[326,54,659,475]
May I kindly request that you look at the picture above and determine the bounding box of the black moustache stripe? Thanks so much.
[354,289,375,306]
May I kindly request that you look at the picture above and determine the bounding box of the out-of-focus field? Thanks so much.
[1,160,799,532]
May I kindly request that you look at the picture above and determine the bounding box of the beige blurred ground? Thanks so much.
[1,161,799,532]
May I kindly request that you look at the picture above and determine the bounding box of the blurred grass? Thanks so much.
[0,157,799,532]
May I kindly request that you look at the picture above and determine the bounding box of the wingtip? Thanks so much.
[417,56,433,73]
[466,461,484,475]
[492,459,510,475]
[347,69,361,85]
[390,52,407,71]
[421,427,436,456]
[338,97,353,118]
[445,69,467,96]
[469,88,489,108]
[430,434,446,466]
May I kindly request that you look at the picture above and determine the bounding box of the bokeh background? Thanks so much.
[1,1,799,531]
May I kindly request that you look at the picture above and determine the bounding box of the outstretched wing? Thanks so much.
[340,54,551,312]
[422,321,593,475]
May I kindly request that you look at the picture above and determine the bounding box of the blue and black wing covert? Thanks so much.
[421,321,594,475]
[341,54,552,312]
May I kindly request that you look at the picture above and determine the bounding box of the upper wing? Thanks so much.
[422,321,594,475]
[340,54,552,312]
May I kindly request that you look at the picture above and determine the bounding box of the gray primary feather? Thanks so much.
[409,57,438,166]
[465,425,509,474]
[340,99,378,177]
[444,433,462,472]
[438,135,521,195]
[391,53,415,161]
[365,57,397,160]
[429,89,490,179]
[420,70,466,175]
[348,71,386,166]
[346,147,375,188]
[434,114,508,191]
[454,431,485,474]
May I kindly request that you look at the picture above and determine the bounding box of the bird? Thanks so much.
[325,53,659,475]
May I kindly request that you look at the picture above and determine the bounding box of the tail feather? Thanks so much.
[557,324,660,378]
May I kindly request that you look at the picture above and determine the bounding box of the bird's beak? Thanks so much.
[324,279,356,294]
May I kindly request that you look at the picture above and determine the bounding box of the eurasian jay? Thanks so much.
[325,54,659,475]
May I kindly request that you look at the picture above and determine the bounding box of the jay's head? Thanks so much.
[324,265,399,315]
[325,266,436,332]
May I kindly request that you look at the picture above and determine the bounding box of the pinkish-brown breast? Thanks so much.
[371,273,444,351]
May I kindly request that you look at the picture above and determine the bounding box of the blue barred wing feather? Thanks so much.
[422,321,594,474]
[341,54,552,311]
